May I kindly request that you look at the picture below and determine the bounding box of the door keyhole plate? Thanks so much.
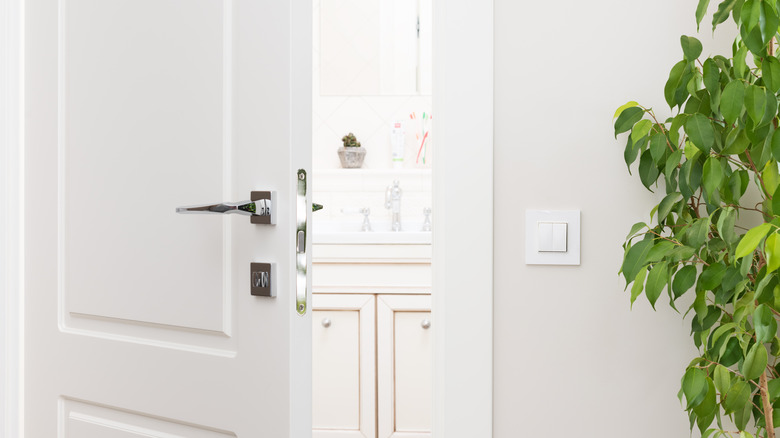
[250,262,275,297]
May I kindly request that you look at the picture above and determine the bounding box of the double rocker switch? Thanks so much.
[537,222,567,252]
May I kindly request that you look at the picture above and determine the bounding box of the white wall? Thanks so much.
[493,1,734,436]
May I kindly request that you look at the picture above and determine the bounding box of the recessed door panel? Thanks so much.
[61,0,230,333]
[62,399,237,438]
[394,311,432,432]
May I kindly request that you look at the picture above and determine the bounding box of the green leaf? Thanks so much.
[754,304,778,343]
[697,0,712,30]
[724,380,751,414]
[658,192,682,224]
[761,2,780,44]
[625,222,647,241]
[673,265,698,298]
[741,342,768,380]
[723,128,750,154]
[648,133,668,164]
[767,232,780,273]
[693,379,717,431]
[614,101,639,119]
[745,84,767,124]
[701,262,727,290]
[721,80,746,125]
[630,266,648,307]
[763,159,780,195]
[772,123,780,162]
[735,223,772,259]
[703,59,720,95]
[665,61,689,108]
[717,206,738,245]
[631,119,652,145]
[646,262,669,309]
[622,238,654,284]
[683,367,708,409]
[735,45,749,79]
[688,217,711,248]
[734,395,753,430]
[764,57,780,93]
[685,114,716,153]
[647,241,676,263]
[681,36,703,60]
[639,150,659,189]
[614,106,644,137]
[703,156,724,197]
[713,0,741,29]
[742,0,762,31]
[769,378,780,401]
[721,337,743,366]
[714,364,733,394]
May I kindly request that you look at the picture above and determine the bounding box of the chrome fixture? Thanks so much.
[359,208,372,232]
[421,319,431,329]
[421,207,432,232]
[385,180,403,231]
[176,191,276,225]
[296,170,308,315]
[321,318,332,328]
[340,207,373,231]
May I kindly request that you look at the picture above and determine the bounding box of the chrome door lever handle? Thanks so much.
[176,191,276,225]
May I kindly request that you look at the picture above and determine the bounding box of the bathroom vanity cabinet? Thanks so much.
[312,243,432,438]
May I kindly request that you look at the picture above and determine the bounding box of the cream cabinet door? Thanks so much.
[312,294,376,438]
[377,295,432,438]
[23,0,312,435]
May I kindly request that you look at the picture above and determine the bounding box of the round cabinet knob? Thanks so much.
[322,318,332,328]
[421,319,431,329]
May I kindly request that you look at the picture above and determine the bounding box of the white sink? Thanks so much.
[312,220,431,244]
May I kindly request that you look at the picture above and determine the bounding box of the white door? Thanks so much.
[23,0,311,435]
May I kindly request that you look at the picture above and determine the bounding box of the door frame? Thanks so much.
[1,0,23,433]
[0,0,494,436]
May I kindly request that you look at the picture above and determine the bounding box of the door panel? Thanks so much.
[63,399,237,438]
[24,0,312,435]
[63,0,230,333]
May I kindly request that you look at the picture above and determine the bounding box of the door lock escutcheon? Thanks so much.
[175,191,276,225]
[250,262,275,297]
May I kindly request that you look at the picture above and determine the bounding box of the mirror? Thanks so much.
[318,0,432,96]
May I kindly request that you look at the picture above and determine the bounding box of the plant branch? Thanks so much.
[746,150,773,200]
[761,371,776,438]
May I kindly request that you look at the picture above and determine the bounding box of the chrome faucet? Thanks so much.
[385,180,403,231]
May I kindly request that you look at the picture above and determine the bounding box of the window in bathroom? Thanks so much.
[311,0,434,436]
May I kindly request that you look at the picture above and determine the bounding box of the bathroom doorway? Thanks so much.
[311,0,434,436]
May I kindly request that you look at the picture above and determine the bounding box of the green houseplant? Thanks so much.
[616,1,780,437]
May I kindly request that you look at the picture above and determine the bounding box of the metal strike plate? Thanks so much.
[250,191,276,225]
[250,262,275,297]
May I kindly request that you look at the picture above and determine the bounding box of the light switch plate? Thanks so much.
[526,210,580,265]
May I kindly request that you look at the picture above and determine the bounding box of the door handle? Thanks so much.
[176,191,276,225]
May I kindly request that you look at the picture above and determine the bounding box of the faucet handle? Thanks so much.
[422,207,432,231]
[340,207,372,232]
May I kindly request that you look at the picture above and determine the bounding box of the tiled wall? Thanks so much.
[313,0,433,225]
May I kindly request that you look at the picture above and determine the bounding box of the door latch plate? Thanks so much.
[250,262,275,297]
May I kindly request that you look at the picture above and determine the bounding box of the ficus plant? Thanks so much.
[616,1,780,437]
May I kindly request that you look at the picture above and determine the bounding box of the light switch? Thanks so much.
[526,210,580,265]
[552,223,567,251]
[538,222,568,252]
[537,222,554,251]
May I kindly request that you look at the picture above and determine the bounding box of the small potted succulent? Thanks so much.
[338,132,366,168]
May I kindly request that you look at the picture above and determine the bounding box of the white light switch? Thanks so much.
[526,210,580,265]
[537,222,567,252]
